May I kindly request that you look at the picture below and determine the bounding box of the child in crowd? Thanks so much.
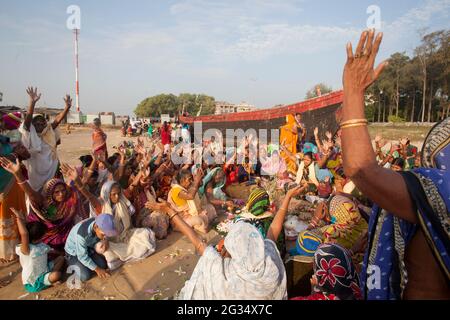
[12,208,64,293]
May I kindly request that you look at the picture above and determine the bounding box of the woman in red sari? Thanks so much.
[0,157,84,257]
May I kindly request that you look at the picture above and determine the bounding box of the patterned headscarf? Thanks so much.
[31,178,81,222]
[246,188,270,216]
[313,243,362,300]
[421,117,450,170]
[293,230,322,257]
[2,112,22,130]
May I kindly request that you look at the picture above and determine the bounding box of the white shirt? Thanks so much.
[16,243,50,285]
[19,123,59,191]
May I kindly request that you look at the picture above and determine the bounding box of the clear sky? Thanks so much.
[0,0,449,115]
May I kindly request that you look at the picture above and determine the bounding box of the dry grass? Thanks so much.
[368,123,433,146]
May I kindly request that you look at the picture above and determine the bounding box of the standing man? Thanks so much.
[19,87,72,191]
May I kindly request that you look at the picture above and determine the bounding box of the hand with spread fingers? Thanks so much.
[0,157,21,175]
[64,95,72,109]
[60,163,79,182]
[26,87,41,105]
[374,135,382,143]
[343,29,388,95]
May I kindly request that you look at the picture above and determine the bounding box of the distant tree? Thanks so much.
[369,28,449,123]
[305,83,333,99]
[135,94,178,117]
[135,93,216,117]
[178,93,216,116]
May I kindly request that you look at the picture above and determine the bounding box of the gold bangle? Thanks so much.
[17,179,28,185]
[340,122,368,129]
[169,212,178,220]
[340,119,368,127]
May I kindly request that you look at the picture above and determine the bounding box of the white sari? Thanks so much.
[19,123,59,191]
[178,222,287,300]
[99,181,156,269]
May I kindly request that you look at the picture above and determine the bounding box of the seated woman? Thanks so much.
[199,166,234,212]
[237,156,255,183]
[128,169,170,240]
[234,186,307,252]
[295,152,334,191]
[261,150,291,189]
[292,193,368,259]
[291,243,362,300]
[61,164,156,270]
[167,169,216,234]
[146,184,306,300]
[0,158,84,257]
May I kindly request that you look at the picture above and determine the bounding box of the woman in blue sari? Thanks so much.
[340,29,449,300]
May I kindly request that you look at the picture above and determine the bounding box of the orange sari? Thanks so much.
[280,114,298,174]
[0,179,26,260]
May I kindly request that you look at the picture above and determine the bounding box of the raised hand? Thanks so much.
[374,135,382,143]
[135,144,146,155]
[325,131,333,140]
[194,168,204,184]
[26,87,41,104]
[64,95,72,109]
[286,184,307,198]
[60,163,78,181]
[146,199,171,213]
[0,157,21,175]
[10,208,26,221]
[343,29,387,94]
[314,127,319,136]
[400,137,409,146]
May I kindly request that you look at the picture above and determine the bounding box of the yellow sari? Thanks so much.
[280,114,298,174]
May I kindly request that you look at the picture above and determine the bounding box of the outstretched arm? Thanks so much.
[341,29,416,223]
[146,201,206,255]
[314,127,324,153]
[60,163,102,213]
[11,208,30,255]
[52,95,72,129]
[24,87,41,131]
[267,184,307,242]
[0,157,43,205]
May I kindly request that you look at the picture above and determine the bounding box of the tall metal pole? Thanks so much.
[74,29,80,112]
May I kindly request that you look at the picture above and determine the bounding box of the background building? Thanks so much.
[214,101,256,115]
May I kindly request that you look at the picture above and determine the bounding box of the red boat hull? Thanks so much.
[180,90,343,142]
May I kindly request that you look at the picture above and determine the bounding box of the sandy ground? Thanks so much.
[0,127,223,300]
[0,124,428,300]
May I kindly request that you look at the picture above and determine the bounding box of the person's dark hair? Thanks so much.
[306,135,316,144]
[31,115,46,124]
[79,155,93,167]
[392,157,405,169]
[26,221,48,243]
[304,152,313,160]
[107,154,119,166]
[177,169,192,183]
